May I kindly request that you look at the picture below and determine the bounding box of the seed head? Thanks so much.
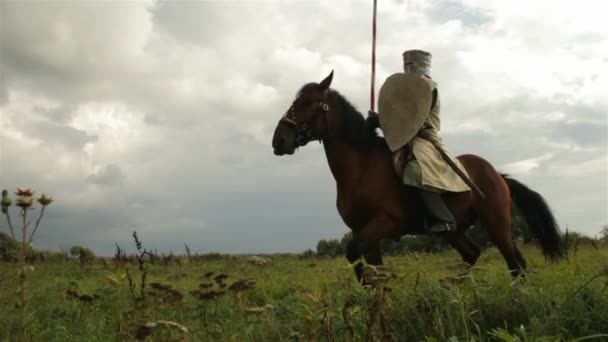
[16,196,34,208]
[213,273,229,284]
[37,193,54,206]
[1,190,11,208]
[15,188,35,197]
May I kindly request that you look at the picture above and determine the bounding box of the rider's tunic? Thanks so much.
[402,76,470,193]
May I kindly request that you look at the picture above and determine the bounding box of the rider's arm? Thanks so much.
[366,111,380,129]
[431,89,438,110]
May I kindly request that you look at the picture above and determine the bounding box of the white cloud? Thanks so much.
[503,153,554,175]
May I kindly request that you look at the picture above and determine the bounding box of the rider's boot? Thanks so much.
[419,190,457,233]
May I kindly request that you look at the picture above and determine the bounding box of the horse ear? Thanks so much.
[319,70,334,90]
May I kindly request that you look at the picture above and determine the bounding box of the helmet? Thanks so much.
[402,49,432,77]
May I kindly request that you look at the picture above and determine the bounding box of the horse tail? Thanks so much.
[502,175,564,261]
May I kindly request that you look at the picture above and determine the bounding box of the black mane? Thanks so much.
[330,90,381,148]
[296,83,385,149]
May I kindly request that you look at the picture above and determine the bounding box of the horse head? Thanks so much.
[272,71,337,155]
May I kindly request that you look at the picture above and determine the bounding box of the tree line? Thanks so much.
[313,216,607,257]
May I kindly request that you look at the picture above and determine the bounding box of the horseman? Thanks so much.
[368,49,471,233]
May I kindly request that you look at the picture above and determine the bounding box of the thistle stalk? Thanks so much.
[1,189,16,239]
[28,205,46,244]
[5,211,16,240]
[1,188,53,341]
[19,207,28,341]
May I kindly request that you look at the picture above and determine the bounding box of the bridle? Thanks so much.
[279,95,330,147]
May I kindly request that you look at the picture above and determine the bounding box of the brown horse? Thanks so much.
[272,71,563,281]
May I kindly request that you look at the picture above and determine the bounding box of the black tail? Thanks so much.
[502,175,564,261]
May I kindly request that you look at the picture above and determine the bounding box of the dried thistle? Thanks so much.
[16,196,34,208]
[132,231,143,251]
[149,282,183,305]
[150,282,172,291]
[213,273,229,284]
[184,243,192,263]
[4,186,54,340]
[161,289,183,305]
[190,289,225,300]
[66,289,80,299]
[130,230,149,301]
[66,289,97,303]
[15,188,35,197]
[37,194,53,206]
[228,278,256,292]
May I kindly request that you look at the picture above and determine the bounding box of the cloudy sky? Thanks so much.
[1,0,606,255]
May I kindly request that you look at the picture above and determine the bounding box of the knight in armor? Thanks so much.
[368,49,471,233]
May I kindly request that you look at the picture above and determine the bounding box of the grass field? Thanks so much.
[1,243,607,341]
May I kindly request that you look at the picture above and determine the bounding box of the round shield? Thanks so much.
[378,73,432,152]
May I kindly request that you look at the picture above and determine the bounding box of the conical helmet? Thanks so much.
[402,49,432,77]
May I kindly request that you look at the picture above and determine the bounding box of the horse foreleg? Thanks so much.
[346,239,364,281]
[444,231,481,267]
[364,241,383,266]
[347,216,398,282]
[347,239,384,284]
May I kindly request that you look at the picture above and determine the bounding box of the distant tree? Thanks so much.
[600,225,608,241]
[316,231,453,257]
[313,204,545,257]
[69,245,95,269]
[386,235,449,254]
[340,232,352,252]
[0,232,18,261]
[316,239,344,257]
[301,249,316,257]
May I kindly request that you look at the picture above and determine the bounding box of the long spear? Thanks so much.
[370,0,378,112]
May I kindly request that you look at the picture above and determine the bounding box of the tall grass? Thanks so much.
[0,244,606,341]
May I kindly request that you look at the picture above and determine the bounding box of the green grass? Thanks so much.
[1,244,607,341]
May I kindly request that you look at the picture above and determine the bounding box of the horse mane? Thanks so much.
[330,90,384,149]
[296,83,386,150]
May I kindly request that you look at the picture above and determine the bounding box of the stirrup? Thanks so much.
[427,220,456,234]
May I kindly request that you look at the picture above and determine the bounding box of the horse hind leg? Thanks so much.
[500,240,526,278]
[515,245,527,271]
[445,231,481,267]
[480,212,526,277]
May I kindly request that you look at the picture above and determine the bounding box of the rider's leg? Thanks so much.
[419,190,456,233]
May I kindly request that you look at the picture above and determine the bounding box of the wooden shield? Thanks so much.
[378,73,432,152]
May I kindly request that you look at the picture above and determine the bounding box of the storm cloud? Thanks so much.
[0,0,606,255]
